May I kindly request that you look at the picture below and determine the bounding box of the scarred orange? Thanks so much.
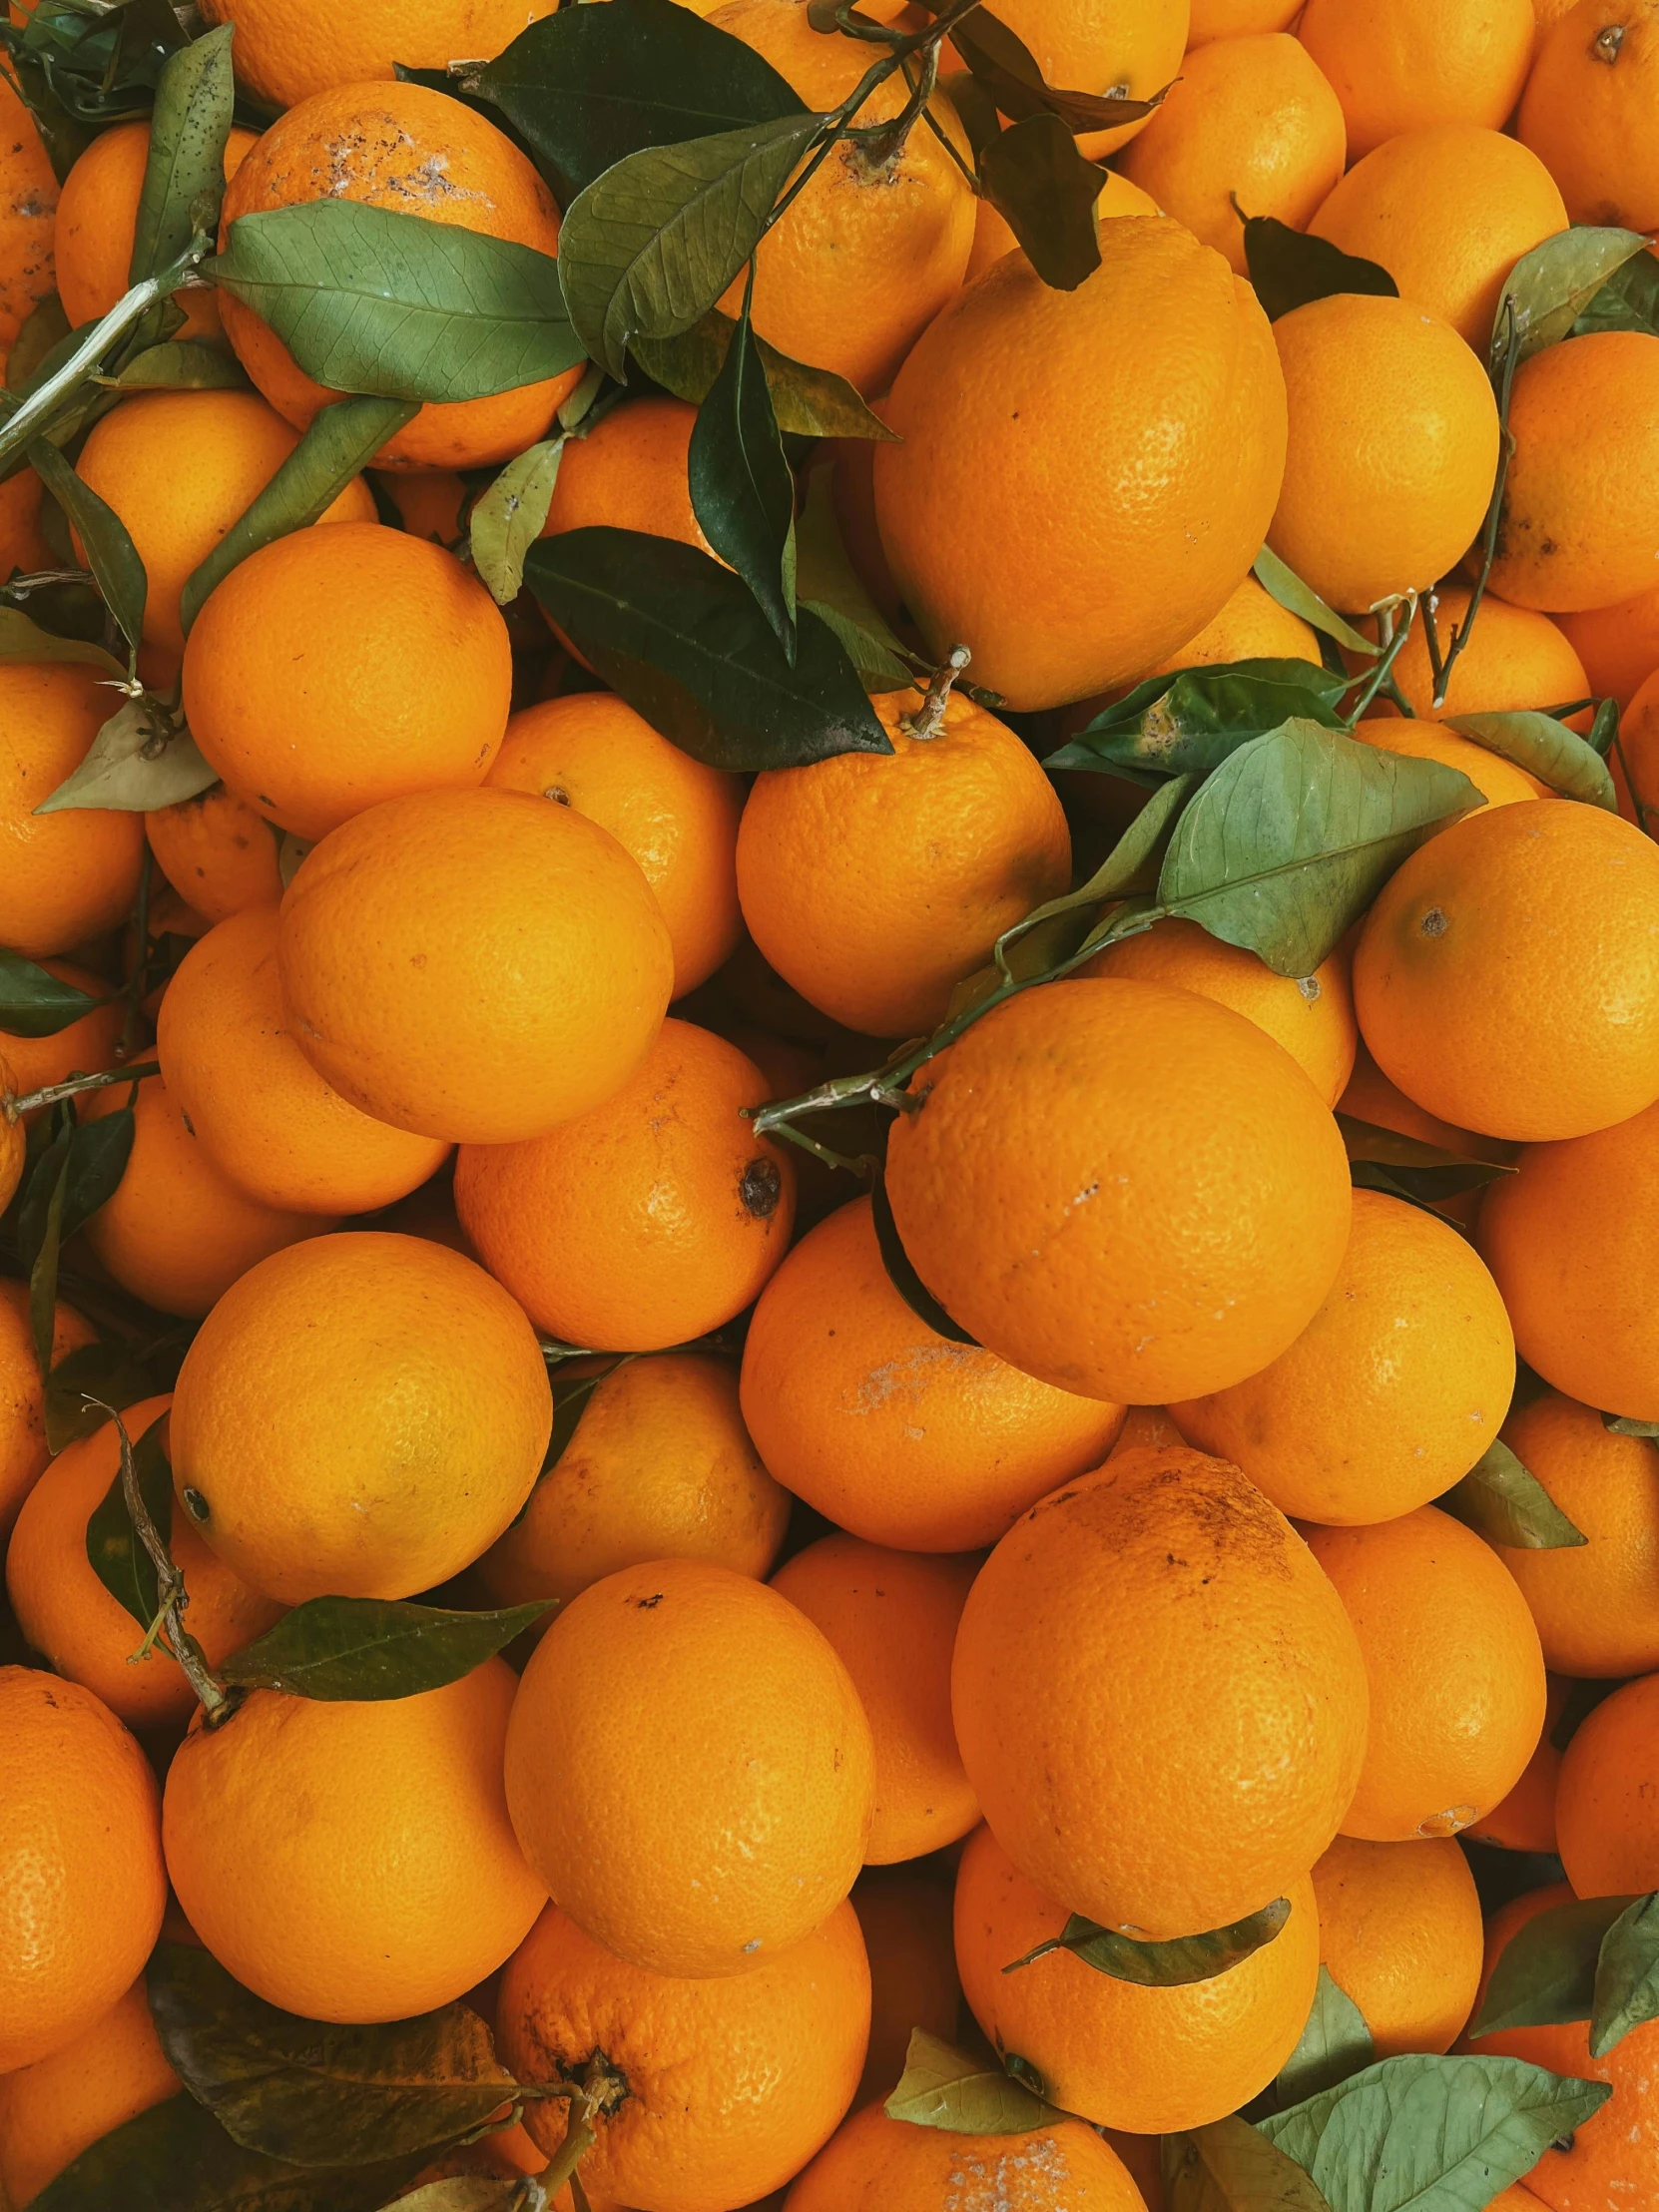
[785,2099,1146,2212]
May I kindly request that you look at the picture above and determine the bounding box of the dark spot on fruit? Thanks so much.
[631,1592,664,1609]
[184,1489,210,1521]
[1420,906,1450,937]
[741,1157,783,1218]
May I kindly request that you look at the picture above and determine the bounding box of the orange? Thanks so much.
[1307,1507,1547,1842]
[1297,0,1534,163]
[0,956,124,1118]
[163,1659,547,2022]
[373,468,468,544]
[1268,293,1500,615]
[738,1195,1125,1551]
[5,1395,285,1730]
[218,81,580,469]
[158,906,451,1215]
[0,1978,180,2210]
[848,1869,961,2109]
[145,787,283,924]
[1340,1042,1511,1161]
[953,1824,1321,2134]
[1124,570,1323,682]
[0,1281,95,1541]
[1310,1835,1483,2057]
[886,979,1353,1404]
[736,685,1072,1037]
[1189,0,1303,36]
[772,1535,980,1865]
[970,0,1190,159]
[0,662,146,957]
[0,446,48,583]
[199,0,558,110]
[54,121,258,341]
[1489,332,1659,611]
[276,787,674,1143]
[1079,919,1358,1107]
[1556,1669,1659,1896]
[1519,0,1659,231]
[540,395,711,560]
[785,2099,1145,2212]
[1557,580,1659,709]
[0,1055,22,1209]
[1464,1880,1586,2073]
[1368,586,1589,727]
[1108,1403,1184,1456]
[0,71,55,351]
[1309,128,1568,354]
[1615,663,1659,829]
[874,217,1287,711]
[1350,716,1547,809]
[1467,1675,1568,1855]
[169,1230,550,1603]
[0,1666,166,2071]
[487,693,744,997]
[1171,1189,1515,1524]
[1120,35,1346,278]
[963,168,1158,286]
[1355,801,1659,1141]
[455,1018,795,1351]
[496,1897,869,2212]
[78,1075,331,1318]
[952,1446,1369,1939]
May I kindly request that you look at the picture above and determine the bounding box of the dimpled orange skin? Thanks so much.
[886,979,1353,1405]
[455,1019,795,1352]
[1349,719,1545,812]
[277,787,674,1144]
[1467,1676,1567,1856]
[0,959,124,1120]
[1355,801,1659,1142]
[785,2100,1146,2212]
[0,71,56,351]
[972,0,1190,158]
[0,1667,167,2073]
[169,1231,550,1604]
[1311,1836,1483,2058]
[1188,0,1299,36]
[1489,333,1659,612]
[954,1825,1320,2134]
[0,663,147,959]
[849,1869,961,2109]
[540,395,712,557]
[217,81,579,469]
[145,787,282,925]
[1307,1508,1547,1843]
[952,1447,1370,1940]
[498,1898,869,2212]
[505,1559,876,1979]
[1558,580,1659,709]
[164,1661,547,2024]
[0,1283,94,1542]
[736,689,1072,1038]
[772,1535,981,1866]
[1556,1670,1659,1897]
[198,0,559,109]
[0,1978,181,2211]
[1297,0,1534,163]
[1520,1,1659,231]
[1368,587,1589,729]
[874,219,1287,713]
[54,122,258,341]
[1268,293,1500,615]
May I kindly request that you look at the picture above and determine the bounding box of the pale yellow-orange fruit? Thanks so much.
[1311,1835,1483,2057]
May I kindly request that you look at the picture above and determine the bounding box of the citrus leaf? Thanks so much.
[29,437,148,649]
[21,1120,71,1375]
[214,203,586,403]
[1590,1892,1659,2058]
[85,1404,173,1631]
[1605,1410,1659,1438]
[18,1098,136,1265]
[1572,243,1659,339]
[374,2184,521,2212]
[216,1597,556,1700]
[129,23,234,287]
[556,114,823,382]
[1440,1437,1587,1551]
[1004,1897,1292,1985]
[1045,659,1349,782]
[1277,1968,1376,2106]
[869,1167,979,1347]
[1468,1895,1633,2040]
[794,468,915,691]
[1497,226,1649,365]
[1253,547,1378,657]
[468,435,564,606]
[179,393,415,635]
[93,339,251,390]
[6,291,71,389]
[35,694,218,813]
[1070,781,1199,948]
[1164,2116,1335,2212]
[801,594,914,690]
[0,948,107,1038]
[1443,710,1618,810]
[0,605,124,674]
[941,5,1165,135]
[688,294,796,653]
[44,1337,156,1451]
[1337,1114,1516,1206]
[884,2028,1062,2134]
[1240,216,1398,323]
[977,112,1103,291]
[631,308,894,438]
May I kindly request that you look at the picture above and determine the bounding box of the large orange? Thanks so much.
[146,786,283,924]
[199,0,558,110]
[1558,579,1659,709]
[975,0,1189,159]
[1297,0,1534,162]
[1519,0,1659,231]
[539,395,710,561]
[848,1868,960,2109]
[1311,1835,1483,2057]
[785,2099,1145,2212]
[0,1977,180,2210]
[738,1195,1125,1551]
[504,1559,875,1977]
[886,979,1353,1404]
[1369,586,1588,727]
[55,121,258,342]
[1349,716,1546,810]
[872,217,1287,711]
[952,1446,1369,1940]
[0,956,124,1120]
[1189,0,1300,36]
[0,662,146,958]
[0,1281,94,1541]
[736,685,1071,1037]
[0,71,55,352]
[1555,1669,1659,1896]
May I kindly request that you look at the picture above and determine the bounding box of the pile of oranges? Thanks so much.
[4,1,1659,2209]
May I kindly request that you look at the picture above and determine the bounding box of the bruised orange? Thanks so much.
[786,2099,1146,2212]
[0,72,56,352]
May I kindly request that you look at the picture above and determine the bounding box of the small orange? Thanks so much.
[0,662,146,958]
[1349,717,1546,810]
[785,2099,1145,2212]
[848,1869,961,2110]
[0,1977,180,2211]
[54,121,258,341]
[0,957,124,1119]
[1128,570,1322,682]
[1614,663,1659,830]
[1519,0,1659,232]
[1368,586,1589,727]
[1189,0,1300,36]
[373,469,468,544]
[540,396,710,560]
[0,71,56,353]
[1555,1669,1659,1898]
[971,0,1190,159]
[1297,0,1534,163]
[0,447,48,584]
[963,167,1158,286]
[1467,1676,1568,1855]
[0,1281,95,1541]
[1557,580,1659,709]
[1310,1835,1483,2057]
[145,786,283,924]
[198,0,559,111]
[1339,1042,1508,1161]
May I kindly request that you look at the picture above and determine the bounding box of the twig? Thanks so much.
[4,1059,160,1121]
[901,644,971,739]
[1342,595,1418,727]
[97,1401,231,1724]
[1431,296,1520,710]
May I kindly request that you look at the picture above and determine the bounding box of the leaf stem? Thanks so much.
[99,1401,231,1724]
[1430,295,1519,711]
[4,1059,160,1122]
[901,644,971,738]
[0,565,96,596]
[1341,594,1417,727]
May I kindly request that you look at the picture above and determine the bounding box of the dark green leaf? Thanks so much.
[1441,1437,1588,1551]
[1572,242,1659,339]
[1444,710,1618,810]
[1004,1897,1291,1985]
[215,204,586,403]
[468,435,564,606]
[523,527,889,771]
[1241,216,1397,323]
[218,1597,555,1700]
[36,694,218,813]
[1605,1410,1659,1438]
[0,605,124,674]
[1045,659,1349,782]
[1253,546,1378,657]
[44,1337,156,1451]
[94,339,252,391]
[1498,226,1649,364]
[129,24,235,286]
[1338,1114,1516,1206]
[85,1408,173,1631]
[870,1167,980,1348]
[6,291,71,391]
[1163,2117,1334,2212]
[794,468,915,691]
[1468,1895,1632,2039]
[884,2028,1062,2134]
[0,948,106,1038]
[543,1362,613,1478]
[943,6,1165,136]
[1277,1967,1376,2106]
[1589,696,1621,760]
[1591,1892,1659,2058]
[631,308,895,439]
[25,1124,71,1377]
[977,112,1102,292]
[30,437,148,649]
[689,297,796,652]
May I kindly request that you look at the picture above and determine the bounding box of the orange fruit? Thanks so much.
[886,979,1353,1404]
[198,0,558,110]
[873,217,1287,712]
[1268,292,1500,614]
[477,1353,790,1612]
[1557,580,1659,710]
[0,1666,166,2072]
[1307,1506,1547,1842]
[146,786,282,924]
[163,1659,547,2022]
[505,1558,876,1977]
[455,1017,795,1350]
[373,468,468,544]
[0,72,56,351]
[1297,0,1534,163]
[0,662,147,958]
[738,1194,1126,1551]
[218,81,580,469]
[1519,0,1659,231]
[1309,127,1568,354]
[157,906,451,1215]
[1171,1188,1514,1524]
[0,1977,180,2210]
[1355,800,1659,1141]
[1615,662,1659,829]
[971,0,1190,159]
[1310,1834,1483,2057]
[487,693,744,997]
[963,167,1158,286]
[1556,1669,1659,1896]
[276,787,675,1144]
[954,1824,1321,2133]
[5,1396,284,1730]
[772,1535,980,1865]
[1464,1880,1586,2072]
[1189,0,1300,36]
[1339,1042,1509,1160]
[1489,332,1659,612]
[1120,34,1346,277]
[3,1072,25,1209]
[497,1897,869,2212]
[1079,919,1358,1107]
[0,956,124,1118]
[1368,586,1589,727]
[0,1281,95,1542]
[0,447,48,584]
[1130,569,1323,679]
[169,1230,550,1603]
[735,685,1071,1037]
[540,395,711,561]
[785,2099,1145,2212]
[1350,717,1547,810]
[1467,1675,1568,1855]
[952,1445,1369,1939]
[848,1868,961,2110]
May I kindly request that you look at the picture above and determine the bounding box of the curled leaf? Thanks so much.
[884,2028,1061,2134]
[468,436,565,605]
[1338,1114,1516,1206]
[1440,1437,1588,1550]
[0,606,124,674]
[1605,1410,1659,1438]
[1443,709,1618,810]
[93,338,251,390]
[1253,546,1377,657]
[30,437,148,650]
[976,112,1103,292]
[217,1596,556,1700]
[1004,1896,1292,1986]
[85,1407,173,1632]
[688,296,797,653]
[35,694,218,814]
[1497,225,1650,364]
[1573,243,1659,339]
[794,469,915,692]
[1591,1892,1659,2059]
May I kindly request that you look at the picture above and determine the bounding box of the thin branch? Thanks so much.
[4,1060,160,1121]
[1431,297,1520,710]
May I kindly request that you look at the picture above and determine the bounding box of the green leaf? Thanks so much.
[29,437,148,649]
[36,694,218,813]
[217,1597,555,1700]
[1241,215,1398,323]
[1277,1968,1377,2106]
[883,2028,1062,2134]
[1045,659,1350,782]
[93,339,251,391]
[85,1408,173,1631]
[941,6,1165,136]
[1253,546,1378,657]
[870,1167,979,1349]
[793,468,915,691]
[6,291,71,390]
[44,1337,156,1451]
[1605,1410,1659,1438]
[1473,1894,1636,2042]
[215,203,586,403]
[557,114,823,383]
[1497,225,1650,364]
[21,1102,138,1371]
[1004,1896,1292,1985]
[1155,721,1480,978]
[1588,696,1620,760]
[1163,2116,1335,2212]
[0,948,106,1038]
[689,295,796,653]
[1441,1437,1588,1551]
[1572,242,1659,339]
[1591,1892,1659,2058]
[631,308,894,439]
[129,24,235,288]
[977,112,1103,291]
[523,527,889,771]
[468,435,564,606]
[179,394,416,636]
[1443,710,1618,810]
[1337,1115,1516,1207]
[373,2184,521,2212]
[0,605,124,675]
